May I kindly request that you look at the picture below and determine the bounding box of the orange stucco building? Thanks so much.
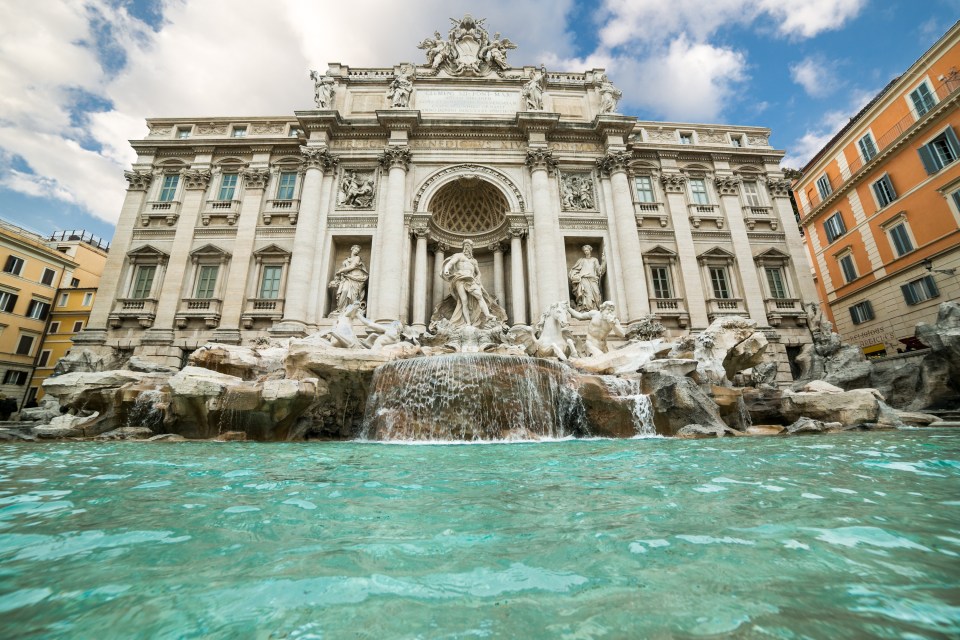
[794,21,960,358]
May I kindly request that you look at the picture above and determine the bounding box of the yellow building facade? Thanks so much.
[29,231,108,402]
[794,22,960,358]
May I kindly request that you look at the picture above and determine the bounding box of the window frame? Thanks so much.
[857,132,878,162]
[231,126,248,138]
[901,275,939,306]
[649,266,673,299]
[3,369,27,385]
[634,175,656,203]
[82,292,93,306]
[259,265,283,299]
[0,290,18,313]
[275,171,298,201]
[157,174,180,202]
[72,320,84,333]
[918,126,960,175]
[709,266,731,299]
[871,174,897,208]
[909,81,936,118]
[849,300,875,325]
[741,180,763,207]
[3,255,24,276]
[58,292,69,307]
[764,267,789,299]
[688,178,710,205]
[176,126,192,139]
[816,174,832,199]
[15,334,35,356]
[838,252,858,284]
[26,300,50,321]
[824,212,847,243]
[678,131,694,145]
[131,265,157,299]
[37,350,51,368]
[194,264,220,299]
[48,321,59,334]
[40,268,56,286]
[217,172,239,201]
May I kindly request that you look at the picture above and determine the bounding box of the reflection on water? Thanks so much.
[0,430,958,638]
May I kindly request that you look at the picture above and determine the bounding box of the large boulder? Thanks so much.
[912,302,960,409]
[189,343,288,380]
[641,371,728,436]
[676,423,741,438]
[694,317,767,385]
[780,388,882,425]
[576,374,652,438]
[34,412,110,439]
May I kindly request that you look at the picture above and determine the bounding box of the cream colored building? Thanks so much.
[78,15,816,380]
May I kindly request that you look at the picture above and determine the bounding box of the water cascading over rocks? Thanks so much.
[360,354,587,440]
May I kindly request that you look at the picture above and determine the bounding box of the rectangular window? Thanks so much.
[16,335,34,356]
[37,351,51,368]
[901,275,939,305]
[276,172,297,200]
[858,133,877,162]
[689,179,709,205]
[679,132,693,144]
[70,277,80,287]
[731,135,743,147]
[839,254,858,283]
[918,128,960,175]
[742,180,762,206]
[49,322,59,334]
[58,293,69,306]
[849,301,875,325]
[824,212,846,243]
[194,265,219,299]
[40,268,56,286]
[176,127,191,139]
[816,175,832,199]
[158,174,179,202]
[650,267,672,298]
[3,255,24,276]
[3,370,27,385]
[910,83,936,117]
[217,173,238,201]
[131,266,156,299]
[232,126,247,138]
[26,300,50,320]
[872,175,897,208]
[259,266,282,299]
[72,321,84,333]
[288,127,301,138]
[709,267,730,299]
[0,291,17,313]
[82,292,93,306]
[765,268,788,299]
[635,176,655,203]
[888,223,914,257]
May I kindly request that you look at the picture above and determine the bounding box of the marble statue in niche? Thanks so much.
[569,244,606,311]
[329,244,369,313]
[338,170,376,208]
[560,173,595,210]
[387,65,414,108]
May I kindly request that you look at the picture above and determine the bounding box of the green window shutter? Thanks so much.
[924,275,939,298]
[944,127,960,159]
[917,143,938,174]
[901,283,918,305]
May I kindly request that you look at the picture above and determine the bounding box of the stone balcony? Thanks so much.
[706,297,744,320]
[764,297,805,326]
[175,298,222,328]
[110,298,158,328]
[262,199,300,225]
[649,297,689,327]
[201,199,241,226]
[688,204,724,229]
[242,297,284,328]
[634,202,668,227]
[744,206,778,231]
[141,200,181,226]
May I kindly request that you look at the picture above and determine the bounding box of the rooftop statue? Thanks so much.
[417,15,518,76]
[523,65,546,111]
[387,65,415,108]
[596,72,622,114]
[309,69,336,109]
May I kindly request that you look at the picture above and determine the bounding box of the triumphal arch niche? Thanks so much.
[81,13,816,379]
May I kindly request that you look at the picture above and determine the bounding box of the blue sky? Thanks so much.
[0,0,957,243]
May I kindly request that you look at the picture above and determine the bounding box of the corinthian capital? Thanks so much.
[659,171,687,193]
[525,148,557,173]
[299,146,339,173]
[765,177,793,198]
[714,175,742,196]
[182,169,213,190]
[595,150,631,176]
[124,170,153,191]
[241,168,271,190]
[379,145,412,171]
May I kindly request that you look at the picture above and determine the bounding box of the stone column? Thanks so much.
[597,151,649,321]
[767,176,819,305]
[150,168,212,334]
[526,148,564,312]
[432,242,447,314]
[214,167,270,343]
[509,229,527,325]
[716,175,767,325]
[375,145,412,322]
[306,157,339,323]
[411,227,429,330]
[661,171,709,329]
[491,242,506,309]
[275,146,332,333]
[82,170,153,339]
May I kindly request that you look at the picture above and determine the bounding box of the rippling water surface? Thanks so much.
[1,431,959,639]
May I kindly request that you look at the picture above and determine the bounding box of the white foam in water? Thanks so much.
[676,535,756,546]
[601,377,657,436]
[807,527,931,551]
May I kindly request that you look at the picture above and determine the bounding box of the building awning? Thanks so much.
[862,343,887,355]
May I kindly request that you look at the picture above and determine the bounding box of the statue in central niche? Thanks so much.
[435,239,507,329]
[569,244,606,311]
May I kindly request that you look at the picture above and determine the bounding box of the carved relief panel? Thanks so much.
[336,168,378,210]
[559,171,597,211]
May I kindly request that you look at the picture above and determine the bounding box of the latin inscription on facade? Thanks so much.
[416,90,520,115]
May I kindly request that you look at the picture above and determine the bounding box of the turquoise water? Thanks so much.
[1,431,959,639]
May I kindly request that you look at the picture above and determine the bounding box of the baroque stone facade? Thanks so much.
[79,15,816,380]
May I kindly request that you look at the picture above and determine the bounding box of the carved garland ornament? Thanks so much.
[659,172,687,193]
[124,170,153,191]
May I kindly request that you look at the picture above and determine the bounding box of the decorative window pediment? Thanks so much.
[127,245,169,264]
[753,247,790,266]
[189,244,231,263]
[697,246,736,265]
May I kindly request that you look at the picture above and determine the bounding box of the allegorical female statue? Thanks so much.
[329,245,368,312]
[568,244,606,311]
